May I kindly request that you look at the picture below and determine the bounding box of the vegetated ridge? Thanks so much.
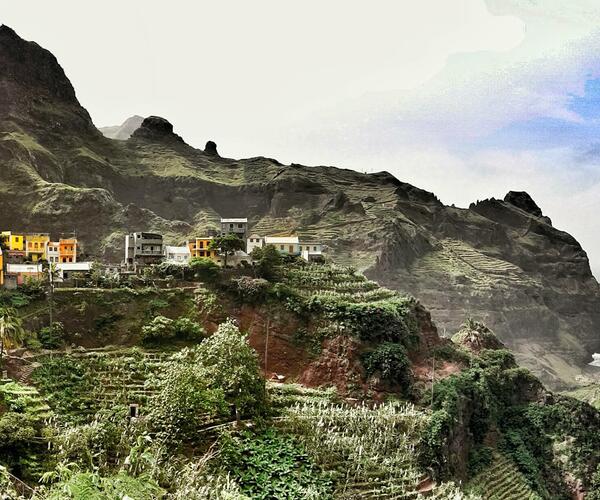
[0,24,599,389]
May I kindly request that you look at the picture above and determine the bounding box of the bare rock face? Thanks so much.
[504,191,552,225]
[131,116,184,143]
[204,140,219,156]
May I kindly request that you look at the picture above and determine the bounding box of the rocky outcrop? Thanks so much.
[131,116,185,143]
[204,140,219,156]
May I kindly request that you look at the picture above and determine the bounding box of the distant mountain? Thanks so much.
[0,24,599,388]
[99,115,144,140]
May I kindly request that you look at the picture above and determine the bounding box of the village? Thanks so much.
[0,218,323,288]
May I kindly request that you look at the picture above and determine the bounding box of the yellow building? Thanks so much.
[25,233,50,262]
[1,231,25,251]
[0,248,4,286]
[187,237,218,260]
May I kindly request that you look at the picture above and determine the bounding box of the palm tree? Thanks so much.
[0,307,24,371]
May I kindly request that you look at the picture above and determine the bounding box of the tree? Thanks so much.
[209,234,244,267]
[189,257,219,282]
[195,319,268,421]
[0,307,24,370]
[250,244,283,281]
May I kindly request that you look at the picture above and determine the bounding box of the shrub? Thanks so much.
[38,322,65,349]
[141,316,204,343]
[362,342,411,389]
[230,276,270,304]
[219,429,333,499]
[189,257,219,282]
[251,245,283,281]
[468,446,493,475]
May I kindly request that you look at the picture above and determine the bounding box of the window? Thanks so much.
[280,245,284,251]
[238,224,243,228]
[229,224,234,229]
[199,241,204,248]
[313,246,317,251]
[199,251,205,257]
[289,245,294,253]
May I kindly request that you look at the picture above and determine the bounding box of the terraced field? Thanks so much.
[0,381,52,420]
[410,239,538,289]
[280,401,467,499]
[284,264,399,303]
[31,347,172,422]
[467,453,541,500]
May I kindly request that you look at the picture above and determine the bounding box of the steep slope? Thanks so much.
[99,115,144,140]
[0,25,599,388]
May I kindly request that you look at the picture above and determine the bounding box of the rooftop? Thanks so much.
[265,236,300,244]
[221,218,248,223]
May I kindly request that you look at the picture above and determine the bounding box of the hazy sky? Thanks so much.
[3,1,600,275]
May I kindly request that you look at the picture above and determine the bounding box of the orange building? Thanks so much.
[59,238,77,263]
[187,237,218,260]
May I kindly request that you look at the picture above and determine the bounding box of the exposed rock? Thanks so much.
[132,116,184,143]
[204,140,219,156]
[504,191,552,225]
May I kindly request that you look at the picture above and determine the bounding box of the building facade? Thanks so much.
[0,248,3,286]
[264,236,300,255]
[187,237,218,260]
[25,233,50,262]
[59,238,77,263]
[6,263,43,285]
[125,232,164,268]
[1,231,24,252]
[220,218,248,240]
[300,242,323,261]
[46,242,59,263]
[246,234,265,254]
[164,245,191,264]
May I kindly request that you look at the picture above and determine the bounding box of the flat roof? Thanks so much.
[265,236,300,244]
[57,262,92,271]
[164,245,191,253]
[221,218,248,223]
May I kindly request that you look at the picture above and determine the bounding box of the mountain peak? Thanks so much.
[504,191,543,218]
[100,115,144,140]
[0,25,95,134]
[131,116,185,143]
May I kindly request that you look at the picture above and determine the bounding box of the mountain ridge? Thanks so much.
[0,25,599,388]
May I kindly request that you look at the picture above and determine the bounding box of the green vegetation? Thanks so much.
[362,342,411,390]
[209,234,244,267]
[219,429,333,499]
[141,315,204,344]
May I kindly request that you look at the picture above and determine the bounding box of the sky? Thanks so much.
[3,0,600,276]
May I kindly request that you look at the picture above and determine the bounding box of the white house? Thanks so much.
[246,234,265,254]
[299,242,323,261]
[46,242,59,263]
[264,236,300,255]
[56,262,92,282]
[163,245,191,264]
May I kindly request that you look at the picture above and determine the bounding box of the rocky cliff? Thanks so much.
[0,25,599,388]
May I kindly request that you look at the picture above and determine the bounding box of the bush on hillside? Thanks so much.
[189,257,219,283]
[362,342,411,390]
[38,322,65,349]
[141,316,204,343]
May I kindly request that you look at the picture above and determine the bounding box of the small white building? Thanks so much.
[215,250,252,267]
[246,234,265,254]
[56,262,92,282]
[46,242,59,263]
[299,242,323,261]
[163,245,191,264]
[264,236,300,256]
